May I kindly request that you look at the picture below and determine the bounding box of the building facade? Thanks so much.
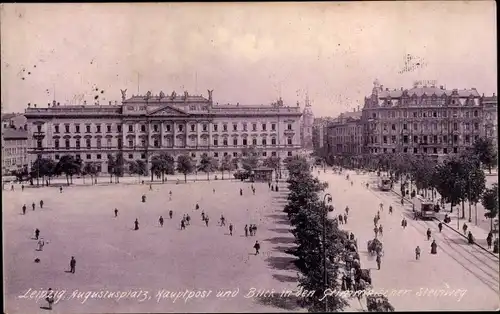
[2,128,29,174]
[483,94,498,148]
[312,117,335,156]
[300,94,314,150]
[326,110,363,156]
[361,80,487,159]
[24,91,302,174]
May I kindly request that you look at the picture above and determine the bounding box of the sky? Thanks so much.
[0,2,497,117]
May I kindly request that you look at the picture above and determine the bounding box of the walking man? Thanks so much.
[205,216,209,227]
[338,214,344,225]
[196,203,200,210]
[37,238,45,251]
[22,185,25,191]
[114,208,118,217]
[389,205,393,215]
[35,228,40,240]
[22,204,26,215]
[438,222,443,232]
[32,202,36,211]
[253,225,257,236]
[159,216,164,227]
[45,288,55,310]
[169,210,173,219]
[254,241,261,255]
[378,225,383,236]
[186,214,191,226]
[149,184,153,191]
[134,219,139,231]
[229,223,233,236]
[220,215,226,226]
[70,256,76,273]
[415,246,421,260]
[40,200,44,209]
[462,223,468,235]
[379,203,384,211]
[345,206,349,216]
[487,232,493,249]
[240,188,243,196]
[244,224,248,237]
[60,186,63,193]
[376,253,381,270]
[343,213,348,224]
[180,219,186,230]
[169,191,172,201]
[426,228,432,241]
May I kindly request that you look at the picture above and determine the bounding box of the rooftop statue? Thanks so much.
[159,91,165,99]
[145,91,152,99]
[207,89,213,102]
[184,91,189,98]
[120,89,127,101]
[171,91,177,99]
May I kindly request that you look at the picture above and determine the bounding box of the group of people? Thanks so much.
[21,200,44,215]
[244,224,258,237]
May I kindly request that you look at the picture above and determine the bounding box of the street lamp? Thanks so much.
[322,193,333,312]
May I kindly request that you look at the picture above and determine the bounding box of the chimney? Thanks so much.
[28,103,31,108]
[57,102,60,106]
[34,104,37,108]
[109,101,112,105]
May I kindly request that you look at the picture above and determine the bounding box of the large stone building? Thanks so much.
[24,90,302,174]
[361,80,491,159]
[312,117,335,156]
[300,94,314,150]
[326,110,363,156]
[2,114,29,174]
[483,93,498,148]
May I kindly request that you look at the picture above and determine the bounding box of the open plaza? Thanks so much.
[3,168,499,313]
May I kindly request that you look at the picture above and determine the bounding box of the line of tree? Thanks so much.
[283,155,394,312]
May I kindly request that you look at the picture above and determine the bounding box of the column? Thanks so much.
[185,121,189,149]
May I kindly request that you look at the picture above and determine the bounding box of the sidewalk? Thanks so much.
[391,181,498,256]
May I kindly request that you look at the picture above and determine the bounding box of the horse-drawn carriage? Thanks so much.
[367,238,383,256]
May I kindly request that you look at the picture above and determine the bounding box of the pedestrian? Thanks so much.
[343,213,348,224]
[186,214,191,225]
[201,211,205,220]
[378,225,383,236]
[253,225,258,236]
[366,183,369,189]
[45,288,55,310]
[373,217,378,226]
[21,184,24,191]
[205,216,209,227]
[244,224,248,237]
[404,219,408,228]
[487,232,493,249]
[345,206,349,215]
[376,254,381,270]
[169,210,173,219]
[462,223,468,235]
[22,204,26,215]
[60,186,63,193]
[268,182,271,189]
[389,205,393,215]
[220,215,226,226]
[11,184,14,191]
[401,198,404,206]
[253,241,261,255]
[415,246,421,260]
[430,240,437,254]
[438,222,443,232]
[32,202,36,211]
[374,226,379,238]
[40,200,44,209]
[37,238,45,251]
[467,231,474,244]
[35,228,40,240]
[426,228,431,241]
[70,256,76,273]
[149,184,152,191]
[159,216,164,227]
[114,208,118,217]
[134,218,139,231]
[229,223,233,236]
[240,188,243,196]
[196,203,199,210]
[379,203,383,211]
[252,188,255,195]
[169,191,172,201]
[401,218,406,229]
[276,185,279,192]
[180,219,186,230]
[338,214,344,224]
[213,188,216,194]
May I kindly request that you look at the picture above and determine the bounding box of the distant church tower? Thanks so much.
[301,92,314,150]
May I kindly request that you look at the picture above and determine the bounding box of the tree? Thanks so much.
[83,162,99,185]
[366,295,395,312]
[198,153,216,180]
[262,156,281,174]
[151,154,175,182]
[219,155,233,179]
[54,155,82,185]
[482,183,498,231]
[107,154,116,183]
[176,154,194,183]
[112,153,125,183]
[472,137,498,173]
[128,160,147,182]
[433,157,465,214]
[241,149,260,172]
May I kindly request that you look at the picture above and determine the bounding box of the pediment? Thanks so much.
[148,105,189,117]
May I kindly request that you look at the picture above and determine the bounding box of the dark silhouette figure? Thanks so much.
[22,204,26,215]
[426,228,431,241]
[229,223,233,236]
[487,232,493,249]
[114,209,118,217]
[22,185,25,191]
[32,202,36,211]
[254,241,260,255]
[169,210,173,219]
[205,216,209,227]
[244,224,248,237]
[45,288,55,310]
[415,246,421,260]
[376,254,381,270]
[35,228,40,240]
[134,219,139,230]
[430,240,437,254]
[180,219,186,230]
[60,186,63,193]
[70,256,76,273]
[438,222,443,232]
[159,216,164,227]
[40,200,44,208]
[186,214,191,225]
[240,188,243,196]
[195,203,199,210]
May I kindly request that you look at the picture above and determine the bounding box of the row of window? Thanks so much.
[371,109,481,119]
[3,147,27,155]
[369,147,459,154]
[368,134,480,144]
[379,121,481,132]
[53,151,294,161]
[48,122,292,134]
[3,157,27,167]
